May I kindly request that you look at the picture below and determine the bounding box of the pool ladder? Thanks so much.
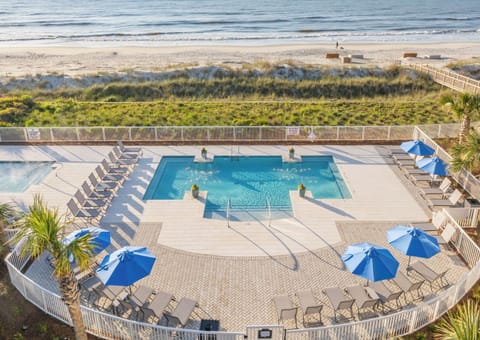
[226,198,232,228]
[265,197,272,227]
[230,145,240,160]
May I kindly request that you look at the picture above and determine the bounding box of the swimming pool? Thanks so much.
[0,161,54,192]
[144,155,351,212]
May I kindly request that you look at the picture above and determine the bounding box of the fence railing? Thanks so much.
[0,125,422,143]
[414,125,480,201]
[285,208,480,339]
[408,64,480,94]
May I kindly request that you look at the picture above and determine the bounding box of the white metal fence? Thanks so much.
[0,125,421,143]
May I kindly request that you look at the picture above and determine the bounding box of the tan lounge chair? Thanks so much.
[165,297,198,327]
[141,291,175,323]
[345,286,379,318]
[427,189,462,208]
[296,290,322,326]
[323,287,355,322]
[367,282,403,311]
[273,295,298,328]
[408,261,449,291]
[391,271,424,302]
[418,178,452,197]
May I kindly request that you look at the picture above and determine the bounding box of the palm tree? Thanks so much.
[451,131,480,175]
[434,299,480,339]
[12,195,94,340]
[440,93,480,144]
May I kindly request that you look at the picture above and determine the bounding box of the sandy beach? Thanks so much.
[0,43,479,78]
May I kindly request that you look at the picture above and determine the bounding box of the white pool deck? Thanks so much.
[3,144,469,331]
[0,144,429,256]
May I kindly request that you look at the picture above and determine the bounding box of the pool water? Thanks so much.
[0,161,54,192]
[144,156,351,212]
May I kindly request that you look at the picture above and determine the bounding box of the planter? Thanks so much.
[201,151,207,159]
[289,151,295,159]
[299,189,306,197]
[192,189,199,198]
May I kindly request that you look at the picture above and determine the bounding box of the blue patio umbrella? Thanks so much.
[400,140,435,156]
[387,225,440,266]
[63,227,110,261]
[416,157,449,177]
[342,242,399,282]
[96,246,156,286]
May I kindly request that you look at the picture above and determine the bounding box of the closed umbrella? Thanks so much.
[416,157,449,177]
[342,242,399,282]
[400,140,435,156]
[387,225,440,266]
[96,246,156,286]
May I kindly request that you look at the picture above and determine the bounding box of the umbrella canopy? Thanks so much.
[400,140,435,156]
[342,242,399,282]
[96,246,156,286]
[63,227,110,258]
[387,225,440,263]
[416,157,449,177]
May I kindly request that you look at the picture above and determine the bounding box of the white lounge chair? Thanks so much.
[427,189,462,209]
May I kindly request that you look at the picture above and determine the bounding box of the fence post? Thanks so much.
[50,128,55,142]
[408,310,418,333]
[181,127,184,142]
[128,127,132,141]
[437,124,442,138]
[387,126,391,140]
[233,127,236,142]
[361,126,366,141]
[101,127,106,141]
[336,126,340,141]
[154,127,158,141]
[76,127,80,141]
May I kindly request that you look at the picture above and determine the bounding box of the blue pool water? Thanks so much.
[0,161,54,192]
[144,156,350,212]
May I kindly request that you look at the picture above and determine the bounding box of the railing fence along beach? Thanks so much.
[408,64,480,95]
[0,123,477,143]
[4,122,480,339]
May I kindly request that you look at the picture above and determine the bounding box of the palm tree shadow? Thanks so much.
[304,197,356,219]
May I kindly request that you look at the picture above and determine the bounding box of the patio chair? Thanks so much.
[436,223,457,246]
[367,282,403,311]
[82,181,114,201]
[295,290,322,326]
[74,189,108,212]
[118,140,142,156]
[393,154,413,162]
[164,297,198,327]
[410,210,448,232]
[322,287,355,322]
[113,145,139,161]
[95,165,125,184]
[345,286,379,318]
[141,291,175,323]
[427,189,463,209]
[67,199,101,223]
[88,173,118,193]
[391,271,424,303]
[272,295,298,328]
[396,159,416,168]
[101,158,130,176]
[418,178,452,197]
[108,151,137,167]
[408,261,449,291]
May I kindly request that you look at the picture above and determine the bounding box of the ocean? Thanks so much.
[0,0,478,46]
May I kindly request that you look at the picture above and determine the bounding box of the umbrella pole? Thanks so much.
[407,256,411,268]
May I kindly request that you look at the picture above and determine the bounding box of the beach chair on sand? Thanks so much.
[164,297,198,327]
[272,295,298,328]
[367,282,403,311]
[323,287,355,322]
[408,261,449,291]
[427,189,462,209]
[296,290,323,326]
[345,286,379,318]
[391,271,424,303]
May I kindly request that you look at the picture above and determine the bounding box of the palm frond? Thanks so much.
[434,299,480,340]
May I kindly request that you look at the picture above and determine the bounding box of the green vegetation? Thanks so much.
[451,131,480,174]
[0,66,457,127]
[440,93,480,144]
[434,299,480,339]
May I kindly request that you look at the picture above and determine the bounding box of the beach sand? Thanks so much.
[0,42,479,77]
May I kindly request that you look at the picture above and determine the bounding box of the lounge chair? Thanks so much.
[393,154,413,161]
[95,165,125,184]
[272,295,298,328]
[108,151,136,167]
[141,291,175,323]
[410,210,447,232]
[101,158,130,176]
[81,181,114,201]
[427,189,462,209]
[396,159,416,168]
[88,173,118,192]
[118,140,142,156]
[322,287,355,322]
[67,199,100,223]
[392,272,424,303]
[74,190,108,212]
[295,290,322,326]
[345,286,379,318]
[113,145,139,161]
[367,282,403,311]
[418,178,452,197]
[408,261,449,291]
[164,297,198,327]
[436,223,457,246]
